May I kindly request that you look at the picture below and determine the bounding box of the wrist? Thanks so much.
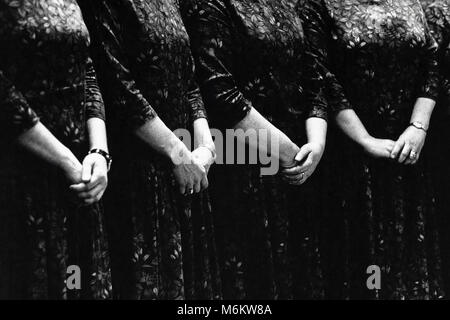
[279,139,299,164]
[307,139,325,153]
[409,121,428,133]
[169,140,191,166]
[59,148,81,174]
[88,148,112,171]
[360,134,374,150]
[197,144,217,162]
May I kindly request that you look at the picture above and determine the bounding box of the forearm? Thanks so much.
[410,97,436,129]
[305,117,327,149]
[193,118,214,149]
[336,109,370,146]
[87,118,108,151]
[16,121,79,171]
[134,116,190,164]
[234,108,298,161]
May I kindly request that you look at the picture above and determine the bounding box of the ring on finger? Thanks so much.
[410,150,417,160]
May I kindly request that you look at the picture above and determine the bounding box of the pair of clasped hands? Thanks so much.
[171,143,216,196]
[279,141,325,186]
[63,152,109,206]
[360,125,426,164]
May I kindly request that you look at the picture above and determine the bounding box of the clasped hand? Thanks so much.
[280,142,324,186]
[64,153,109,206]
[173,146,215,195]
[362,126,426,165]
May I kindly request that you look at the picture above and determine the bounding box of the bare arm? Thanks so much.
[17,122,82,182]
[335,109,370,146]
[192,118,216,176]
[235,108,300,168]
[135,117,190,164]
[306,117,327,150]
[336,109,395,159]
[410,97,436,128]
[135,117,207,195]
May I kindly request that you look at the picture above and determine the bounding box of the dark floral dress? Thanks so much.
[183,0,328,299]
[0,0,111,299]
[301,0,445,299]
[78,0,222,300]
[421,0,450,295]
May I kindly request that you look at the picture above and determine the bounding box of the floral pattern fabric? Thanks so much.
[421,0,450,296]
[183,0,328,299]
[301,0,445,299]
[78,0,221,300]
[422,0,450,108]
[0,0,111,299]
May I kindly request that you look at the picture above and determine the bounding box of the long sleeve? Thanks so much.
[299,0,353,114]
[301,35,329,121]
[188,84,208,122]
[85,57,106,121]
[417,21,440,101]
[78,0,157,131]
[0,70,40,140]
[424,1,450,101]
[182,0,252,129]
[181,1,208,123]
[444,40,450,102]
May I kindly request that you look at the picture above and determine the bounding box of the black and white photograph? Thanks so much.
[0,0,449,307]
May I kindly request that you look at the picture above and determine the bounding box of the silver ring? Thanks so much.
[410,151,417,159]
[300,172,305,180]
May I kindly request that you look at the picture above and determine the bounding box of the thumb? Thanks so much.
[295,144,312,163]
[82,157,93,183]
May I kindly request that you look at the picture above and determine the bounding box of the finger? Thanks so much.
[299,174,310,185]
[297,156,314,172]
[282,165,303,176]
[71,177,102,192]
[410,149,421,165]
[201,176,209,191]
[391,140,405,159]
[184,182,194,196]
[398,143,412,163]
[86,168,106,190]
[82,158,93,183]
[69,182,90,193]
[82,197,98,206]
[283,173,304,183]
[284,170,309,185]
[179,183,186,195]
[194,179,202,194]
[386,140,396,153]
[294,145,312,163]
[404,147,417,165]
[77,183,105,200]
[82,188,106,206]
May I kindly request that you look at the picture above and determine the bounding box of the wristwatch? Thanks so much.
[410,121,428,133]
[89,149,112,171]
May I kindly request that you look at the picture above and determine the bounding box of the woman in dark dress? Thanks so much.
[78,0,222,300]
[0,0,111,299]
[421,0,450,295]
[301,0,445,299]
[184,0,329,299]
